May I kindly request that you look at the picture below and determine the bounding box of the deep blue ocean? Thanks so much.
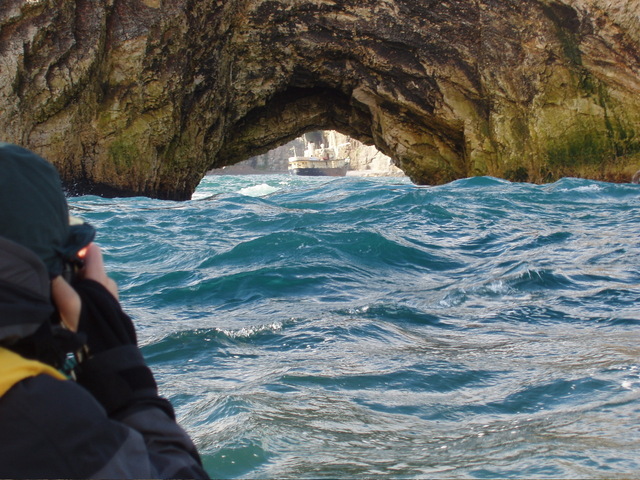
[68,174,640,479]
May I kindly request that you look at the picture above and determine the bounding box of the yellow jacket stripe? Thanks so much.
[0,346,65,397]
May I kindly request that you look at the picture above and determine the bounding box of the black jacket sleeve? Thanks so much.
[69,279,209,479]
[0,374,209,479]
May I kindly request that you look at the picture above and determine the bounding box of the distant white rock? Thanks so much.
[210,130,406,177]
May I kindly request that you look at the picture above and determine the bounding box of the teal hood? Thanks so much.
[0,143,70,276]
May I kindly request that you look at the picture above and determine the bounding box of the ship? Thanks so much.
[288,142,349,177]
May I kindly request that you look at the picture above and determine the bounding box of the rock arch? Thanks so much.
[1,0,640,199]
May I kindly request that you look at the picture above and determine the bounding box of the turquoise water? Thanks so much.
[69,175,640,478]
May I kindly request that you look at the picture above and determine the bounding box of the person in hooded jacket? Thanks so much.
[0,142,210,479]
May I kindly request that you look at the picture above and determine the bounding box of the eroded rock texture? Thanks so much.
[1,0,640,199]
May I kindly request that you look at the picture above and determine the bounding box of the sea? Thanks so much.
[67,174,640,479]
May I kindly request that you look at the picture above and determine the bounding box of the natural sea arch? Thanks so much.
[1,0,639,200]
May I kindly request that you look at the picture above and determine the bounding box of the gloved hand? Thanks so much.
[75,278,137,353]
[73,279,174,420]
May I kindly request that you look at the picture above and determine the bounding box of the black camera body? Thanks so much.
[61,220,96,284]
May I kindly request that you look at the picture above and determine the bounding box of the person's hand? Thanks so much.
[50,242,119,332]
[71,244,162,418]
[51,275,81,331]
[78,243,119,300]
[74,242,136,354]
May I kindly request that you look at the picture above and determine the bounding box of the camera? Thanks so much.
[61,218,96,284]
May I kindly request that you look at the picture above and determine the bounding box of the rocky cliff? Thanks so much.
[1,0,640,199]
[211,131,403,175]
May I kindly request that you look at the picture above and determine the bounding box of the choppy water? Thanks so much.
[68,175,640,479]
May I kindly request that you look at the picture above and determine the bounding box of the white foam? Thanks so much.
[221,322,284,338]
[237,183,280,197]
[558,184,603,193]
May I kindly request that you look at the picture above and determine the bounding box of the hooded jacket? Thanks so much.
[0,237,209,479]
[0,143,210,479]
[0,142,71,276]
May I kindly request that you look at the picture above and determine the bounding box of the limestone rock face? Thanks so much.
[210,131,403,175]
[1,0,640,199]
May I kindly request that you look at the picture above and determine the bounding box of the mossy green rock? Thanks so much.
[1,0,639,199]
